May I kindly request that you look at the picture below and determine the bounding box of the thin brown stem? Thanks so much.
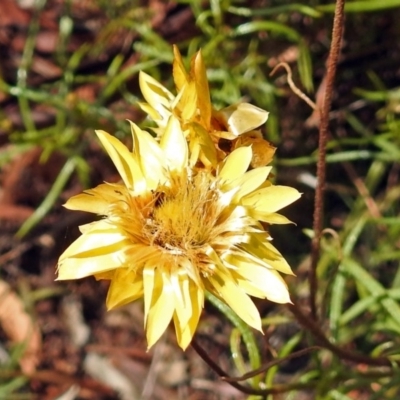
[270,62,317,110]
[310,0,346,320]
[288,303,394,367]
[190,337,315,396]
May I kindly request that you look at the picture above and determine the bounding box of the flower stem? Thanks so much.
[205,291,261,386]
[310,0,346,320]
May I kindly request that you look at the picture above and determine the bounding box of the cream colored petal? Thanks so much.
[139,71,174,117]
[218,103,269,136]
[208,274,262,331]
[172,45,189,92]
[160,116,188,172]
[73,223,87,235]
[72,216,117,234]
[261,241,295,276]
[57,219,131,279]
[106,269,144,309]
[241,185,301,214]
[173,282,204,350]
[177,81,198,121]
[188,139,201,169]
[248,210,293,224]
[222,243,294,275]
[189,123,217,168]
[210,129,238,140]
[171,271,190,334]
[218,146,252,183]
[192,49,211,129]
[95,130,145,191]
[57,241,129,280]
[171,270,186,308]
[129,121,165,190]
[64,183,128,215]
[232,276,269,298]
[235,263,291,304]
[230,166,272,201]
[214,233,250,249]
[233,234,294,275]
[180,257,202,288]
[59,222,127,261]
[170,88,184,113]
[143,263,156,324]
[146,271,176,348]
[137,102,164,124]
[204,244,229,274]
[172,268,203,329]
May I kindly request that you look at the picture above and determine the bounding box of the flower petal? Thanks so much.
[188,122,217,168]
[192,49,211,129]
[143,263,156,324]
[234,261,291,304]
[64,183,127,214]
[57,220,132,279]
[96,129,145,192]
[232,235,294,275]
[208,273,262,331]
[137,102,163,124]
[129,121,165,189]
[146,271,176,348]
[106,269,144,309]
[176,81,198,121]
[58,243,129,280]
[218,146,252,183]
[59,221,125,259]
[248,211,293,224]
[172,45,189,92]
[139,71,174,121]
[160,116,188,172]
[174,281,204,350]
[217,103,269,136]
[241,185,301,214]
[231,166,272,201]
[260,241,295,276]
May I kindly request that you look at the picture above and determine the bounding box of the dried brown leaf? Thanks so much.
[0,280,41,374]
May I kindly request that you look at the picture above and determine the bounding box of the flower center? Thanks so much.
[145,171,221,254]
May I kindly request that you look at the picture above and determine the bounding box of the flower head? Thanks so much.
[57,47,301,350]
[58,116,300,349]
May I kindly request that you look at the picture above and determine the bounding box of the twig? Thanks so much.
[309,0,346,320]
[270,62,317,110]
[190,338,315,396]
[341,160,382,219]
[287,303,394,367]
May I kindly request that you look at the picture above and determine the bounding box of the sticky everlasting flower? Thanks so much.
[57,116,300,350]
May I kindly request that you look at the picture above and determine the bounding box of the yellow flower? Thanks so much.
[57,117,300,350]
[139,45,275,168]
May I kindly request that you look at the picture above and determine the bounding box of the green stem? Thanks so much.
[206,291,261,386]
[16,157,77,238]
[16,0,48,132]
